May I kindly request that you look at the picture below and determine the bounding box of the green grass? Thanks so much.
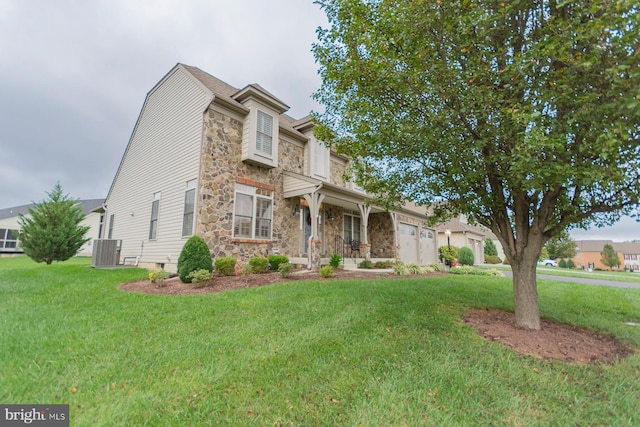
[482,263,640,283]
[1,256,639,426]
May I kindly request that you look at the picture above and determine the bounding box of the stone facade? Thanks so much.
[194,102,433,269]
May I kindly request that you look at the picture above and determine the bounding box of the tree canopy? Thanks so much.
[18,183,91,265]
[314,0,640,329]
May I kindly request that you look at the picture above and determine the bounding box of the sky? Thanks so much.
[0,0,637,242]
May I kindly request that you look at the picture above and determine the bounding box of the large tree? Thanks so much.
[313,0,640,329]
[18,183,90,265]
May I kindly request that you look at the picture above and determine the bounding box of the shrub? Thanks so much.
[187,269,212,288]
[214,257,236,276]
[393,263,410,276]
[329,253,342,268]
[248,257,269,274]
[567,259,575,269]
[149,269,170,286]
[177,236,213,283]
[559,259,567,268]
[484,255,502,264]
[438,245,459,266]
[319,265,335,278]
[407,263,423,274]
[430,263,444,272]
[503,257,511,265]
[268,255,289,272]
[278,262,294,278]
[449,266,503,276]
[359,259,373,269]
[375,260,394,269]
[458,246,475,266]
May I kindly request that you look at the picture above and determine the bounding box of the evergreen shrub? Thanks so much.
[177,235,213,283]
[458,246,475,266]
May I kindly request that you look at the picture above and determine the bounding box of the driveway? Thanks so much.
[501,271,640,289]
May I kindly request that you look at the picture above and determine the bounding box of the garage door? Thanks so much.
[420,228,437,265]
[399,223,418,264]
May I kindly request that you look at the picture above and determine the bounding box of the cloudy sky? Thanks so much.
[0,0,636,241]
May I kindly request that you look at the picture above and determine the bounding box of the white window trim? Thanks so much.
[149,192,161,240]
[233,184,273,240]
[182,179,197,237]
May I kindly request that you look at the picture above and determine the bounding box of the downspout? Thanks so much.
[307,235,313,270]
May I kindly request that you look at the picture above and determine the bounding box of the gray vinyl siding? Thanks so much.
[105,66,212,271]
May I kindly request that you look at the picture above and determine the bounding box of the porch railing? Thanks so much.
[334,235,361,266]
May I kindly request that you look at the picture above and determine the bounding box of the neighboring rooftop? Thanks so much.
[0,199,104,220]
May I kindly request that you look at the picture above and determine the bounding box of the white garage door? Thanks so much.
[420,228,437,265]
[399,223,418,264]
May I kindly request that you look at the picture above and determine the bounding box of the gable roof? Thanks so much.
[576,240,640,254]
[0,199,104,220]
[434,215,489,238]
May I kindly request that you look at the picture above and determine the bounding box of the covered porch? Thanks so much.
[283,171,407,270]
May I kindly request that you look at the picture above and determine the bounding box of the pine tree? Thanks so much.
[483,238,498,257]
[18,183,91,265]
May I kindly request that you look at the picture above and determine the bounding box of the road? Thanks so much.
[501,271,640,289]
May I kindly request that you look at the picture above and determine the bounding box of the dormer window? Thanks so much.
[233,84,289,169]
[256,110,273,156]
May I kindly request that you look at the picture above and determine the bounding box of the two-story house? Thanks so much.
[102,64,438,272]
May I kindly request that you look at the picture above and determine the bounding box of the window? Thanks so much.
[149,192,161,240]
[108,214,115,239]
[98,214,104,239]
[256,110,273,156]
[343,214,361,243]
[0,228,18,249]
[233,184,272,240]
[310,136,329,180]
[182,179,197,237]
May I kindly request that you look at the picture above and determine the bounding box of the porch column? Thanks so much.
[357,203,371,260]
[303,191,325,270]
[389,212,400,260]
[357,203,371,244]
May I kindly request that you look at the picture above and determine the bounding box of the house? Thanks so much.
[434,215,492,264]
[573,240,640,271]
[0,199,105,256]
[102,64,438,272]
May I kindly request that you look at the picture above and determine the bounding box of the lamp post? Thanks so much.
[445,229,451,249]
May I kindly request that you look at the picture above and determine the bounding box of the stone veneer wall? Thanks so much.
[196,107,306,266]
[368,212,396,258]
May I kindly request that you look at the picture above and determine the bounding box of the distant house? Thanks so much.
[0,199,105,256]
[573,240,640,271]
[434,215,490,264]
[102,63,439,272]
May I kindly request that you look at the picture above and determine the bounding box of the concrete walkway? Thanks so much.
[502,271,640,289]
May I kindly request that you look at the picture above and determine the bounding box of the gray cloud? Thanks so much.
[1,0,325,206]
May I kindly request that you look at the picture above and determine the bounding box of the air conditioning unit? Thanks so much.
[91,239,121,267]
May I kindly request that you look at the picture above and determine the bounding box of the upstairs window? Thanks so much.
[256,110,273,156]
[310,137,330,180]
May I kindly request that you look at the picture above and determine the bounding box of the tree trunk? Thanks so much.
[510,254,541,330]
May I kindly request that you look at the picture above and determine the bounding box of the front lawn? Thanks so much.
[1,257,639,426]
